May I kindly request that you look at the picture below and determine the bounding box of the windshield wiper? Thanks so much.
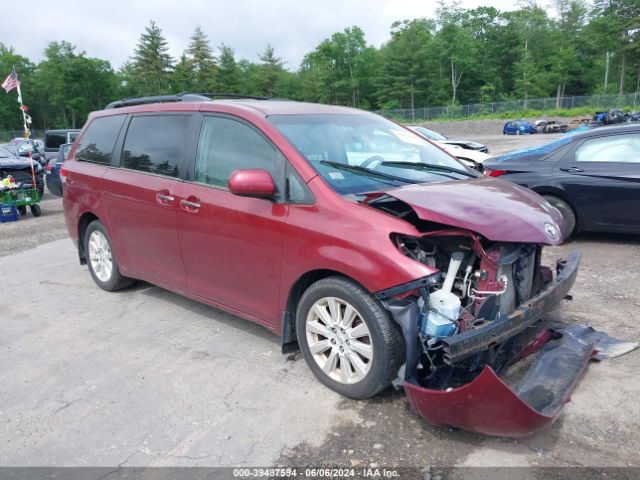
[319,160,414,185]
[380,161,477,178]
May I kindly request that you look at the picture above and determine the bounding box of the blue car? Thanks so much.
[503,120,537,135]
[45,143,71,197]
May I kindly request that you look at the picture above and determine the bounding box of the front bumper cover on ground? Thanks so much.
[405,325,637,437]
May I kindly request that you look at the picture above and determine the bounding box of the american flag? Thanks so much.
[2,68,20,93]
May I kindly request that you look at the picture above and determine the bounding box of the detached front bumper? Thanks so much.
[383,250,610,437]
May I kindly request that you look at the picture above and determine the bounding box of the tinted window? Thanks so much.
[76,116,126,165]
[46,132,67,150]
[575,134,640,163]
[121,115,190,177]
[195,116,278,188]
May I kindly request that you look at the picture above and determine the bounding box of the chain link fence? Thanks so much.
[376,93,640,122]
[0,130,45,143]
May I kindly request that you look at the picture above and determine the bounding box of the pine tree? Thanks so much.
[131,20,174,95]
[215,45,241,93]
[172,54,195,92]
[186,26,216,92]
[256,44,284,96]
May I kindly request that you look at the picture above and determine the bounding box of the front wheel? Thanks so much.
[296,277,404,399]
[84,220,135,291]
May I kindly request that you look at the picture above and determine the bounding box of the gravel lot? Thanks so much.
[1,131,639,476]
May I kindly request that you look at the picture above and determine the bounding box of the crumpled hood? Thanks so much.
[384,177,564,244]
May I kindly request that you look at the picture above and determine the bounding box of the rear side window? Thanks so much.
[195,116,278,188]
[575,134,640,163]
[45,133,67,150]
[76,116,126,165]
[121,115,190,178]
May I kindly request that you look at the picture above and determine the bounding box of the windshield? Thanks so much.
[268,113,472,195]
[409,126,447,141]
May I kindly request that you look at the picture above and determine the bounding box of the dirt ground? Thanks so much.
[1,130,639,477]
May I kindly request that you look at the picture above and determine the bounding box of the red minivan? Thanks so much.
[63,94,585,436]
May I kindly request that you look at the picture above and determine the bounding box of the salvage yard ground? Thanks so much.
[1,130,639,474]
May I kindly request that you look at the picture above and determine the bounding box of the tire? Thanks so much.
[516,129,521,135]
[17,206,26,216]
[296,276,404,399]
[543,195,576,240]
[84,220,135,291]
[30,204,42,217]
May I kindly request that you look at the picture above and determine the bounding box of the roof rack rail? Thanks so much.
[105,92,269,109]
[190,92,270,100]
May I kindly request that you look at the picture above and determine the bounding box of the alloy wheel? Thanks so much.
[88,230,113,282]
[305,297,373,384]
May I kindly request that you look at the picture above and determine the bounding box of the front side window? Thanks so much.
[575,134,640,163]
[195,116,279,188]
[76,115,126,165]
[121,115,190,177]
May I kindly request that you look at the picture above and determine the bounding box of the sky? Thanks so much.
[1,0,523,71]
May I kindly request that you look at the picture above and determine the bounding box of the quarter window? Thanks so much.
[121,115,190,177]
[195,116,279,188]
[575,134,640,163]
[76,116,125,165]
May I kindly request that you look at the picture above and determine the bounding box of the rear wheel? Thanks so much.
[84,220,135,291]
[296,276,404,399]
[543,195,576,240]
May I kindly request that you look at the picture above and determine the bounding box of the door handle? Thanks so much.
[180,198,201,211]
[155,192,175,204]
[560,167,584,173]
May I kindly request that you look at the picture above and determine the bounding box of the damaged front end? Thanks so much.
[368,191,636,436]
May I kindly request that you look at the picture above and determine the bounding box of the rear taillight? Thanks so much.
[60,167,68,184]
[484,168,507,177]
[46,163,52,173]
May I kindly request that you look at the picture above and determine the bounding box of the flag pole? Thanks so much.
[13,67,37,191]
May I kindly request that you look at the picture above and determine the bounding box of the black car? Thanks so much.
[4,138,45,166]
[0,145,45,196]
[483,124,640,238]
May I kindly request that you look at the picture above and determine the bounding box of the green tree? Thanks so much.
[0,44,35,134]
[172,54,195,92]
[376,19,435,110]
[301,26,377,107]
[130,20,174,95]
[255,44,284,97]
[186,26,216,92]
[215,45,241,93]
[31,41,118,129]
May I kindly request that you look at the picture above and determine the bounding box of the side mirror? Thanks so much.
[228,169,275,199]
